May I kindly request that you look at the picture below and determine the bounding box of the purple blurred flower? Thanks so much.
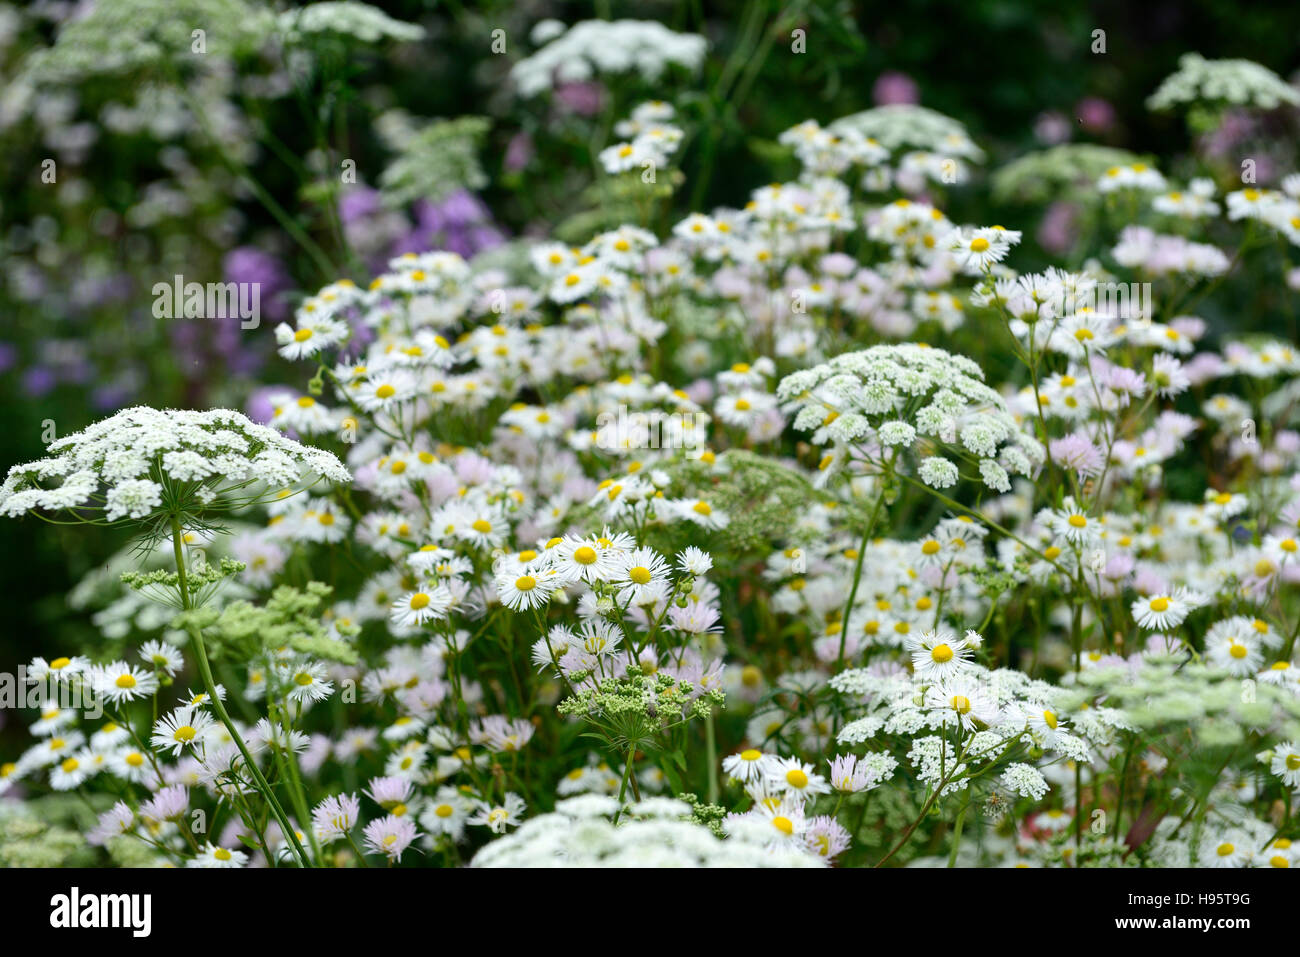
[245,385,282,425]
[1033,110,1071,146]
[224,246,291,323]
[1038,201,1078,255]
[872,71,919,106]
[554,81,605,116]
[22,366,57,397]
[505,131,535,172]
[338,186,384,225]
[1075,96,1116,133]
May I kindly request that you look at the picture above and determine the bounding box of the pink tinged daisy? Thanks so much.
[87,801,136,846]
[140,784,190,824]
[390,585,453,627]
[829,754,871,793]
[312,792,361,843]
[471,715,536,753]
[803,815,851,861]
[362,814,419,861]
[1049,433,1105,479]
[365,775,415,815]
[151,706,214,757]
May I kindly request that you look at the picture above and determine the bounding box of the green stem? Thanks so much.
[170,516,313,868]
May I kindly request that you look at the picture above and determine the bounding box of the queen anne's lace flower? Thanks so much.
[0,407,349,521]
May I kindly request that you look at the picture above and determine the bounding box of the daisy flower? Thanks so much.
[92,663,160,704]
[925,677,999,732]
[390,585,453,627]
[906,629,976,680]
[312,793,361,843]
[495,569,557,611]
[419,788,472,841]
[151,707,214,757]
[1200,833,1252,868]
[1270,742,1300,788]
[138,640,185,675]
[722,748,773,785]
[765,757,832,800]
[361,817,418,862]
[468,792,526,834]
[187,843,249,868]
[1131,587,1204,631]
[609,547,672,605]
[285,660,335,704]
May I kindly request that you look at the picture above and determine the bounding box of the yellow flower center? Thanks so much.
[772,816,794,836]
[628,566,652,585]
[574,546,598,565]
[515,575,537,591]
[1149,597,1170,613]
[409,593,431,610]
[785,769,809,789]
[931,644,954,663]
[173,725,197,743]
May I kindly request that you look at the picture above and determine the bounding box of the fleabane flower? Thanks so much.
[1131,587,1205,631]
[391,586,453,627]
[906,629,977,680]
